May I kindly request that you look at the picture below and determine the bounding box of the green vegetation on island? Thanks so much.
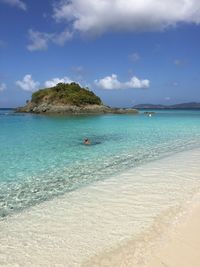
[31,82,102,106]
[16,82,138,115]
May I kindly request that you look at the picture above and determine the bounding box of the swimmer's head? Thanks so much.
[84,138,90,145]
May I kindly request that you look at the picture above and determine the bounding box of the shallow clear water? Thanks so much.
[1,109,200,217]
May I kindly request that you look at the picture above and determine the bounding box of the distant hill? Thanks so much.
[16,82,138,115]
[133,102,200,109]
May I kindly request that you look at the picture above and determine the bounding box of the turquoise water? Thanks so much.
[1,109,200,217]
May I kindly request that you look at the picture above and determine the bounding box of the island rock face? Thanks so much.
[16,83,138,115]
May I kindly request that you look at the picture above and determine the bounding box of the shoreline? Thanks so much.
[0,148,200,266]
[16,103,139,115]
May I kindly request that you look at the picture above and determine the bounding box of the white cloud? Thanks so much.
[125,76,150,88]
[95,74,121,90]
[53,0,200,36]
[27,29,73,51]
[1,0,27,11]
[53,30,73,46]
[95,74,150,90]
[16,74,40,91]
[165,96,171,101]
[27,30,51,51]
[129,53,140,62]
[44,76,73,87]
[0,83,6,92]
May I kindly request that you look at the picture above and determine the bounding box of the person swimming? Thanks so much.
[83,138,91,145]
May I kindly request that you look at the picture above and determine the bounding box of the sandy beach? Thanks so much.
[0,148,200,267]
[147,201,200,267]
[84,195,200,267]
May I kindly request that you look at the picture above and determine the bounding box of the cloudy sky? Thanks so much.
[0,0,200,107]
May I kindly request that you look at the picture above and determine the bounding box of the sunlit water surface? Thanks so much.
[1,109,200,217]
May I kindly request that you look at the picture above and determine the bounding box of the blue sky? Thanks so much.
[0,0,200,107]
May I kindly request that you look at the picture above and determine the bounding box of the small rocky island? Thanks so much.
[16,82,138,115]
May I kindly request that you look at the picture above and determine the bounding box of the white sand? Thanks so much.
[0,148,200,266]
[147,201,200,267]
[84,195,200,267]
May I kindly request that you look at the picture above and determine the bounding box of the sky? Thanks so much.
[0,0,200,108]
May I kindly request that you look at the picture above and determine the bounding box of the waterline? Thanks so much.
[0,148,200,266]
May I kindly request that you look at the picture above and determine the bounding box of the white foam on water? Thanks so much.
[0,148,200,266]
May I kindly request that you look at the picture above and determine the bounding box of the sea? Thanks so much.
[1,108,200,266]
[0,108,200,218]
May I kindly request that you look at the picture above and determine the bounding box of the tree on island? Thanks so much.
[16,82,138,114]
[31,82,102,106]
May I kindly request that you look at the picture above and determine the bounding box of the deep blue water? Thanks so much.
[1,108,200,217]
